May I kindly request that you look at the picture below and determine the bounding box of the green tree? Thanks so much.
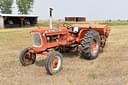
[16,0,34,14]
[0,0,13,14]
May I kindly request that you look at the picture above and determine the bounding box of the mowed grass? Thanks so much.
[109,25,128,29]
[0,28,32,49]
[1,25,128,85]
[0,28,32,70]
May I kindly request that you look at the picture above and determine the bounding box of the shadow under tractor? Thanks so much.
[19,8,110,75]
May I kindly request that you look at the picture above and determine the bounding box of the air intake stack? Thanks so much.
[49,8,53,29]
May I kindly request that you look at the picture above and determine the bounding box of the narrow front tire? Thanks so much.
[19,48,36,66]
[45,51,63,75]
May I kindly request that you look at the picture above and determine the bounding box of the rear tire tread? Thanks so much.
[80,30,100,60]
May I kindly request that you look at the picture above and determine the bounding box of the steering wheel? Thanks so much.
[63,23,72,28]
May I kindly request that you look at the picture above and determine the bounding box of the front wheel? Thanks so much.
[19,48,36,66]
[45,51,63,75]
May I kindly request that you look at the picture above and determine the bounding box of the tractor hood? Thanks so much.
[31,27,68,34]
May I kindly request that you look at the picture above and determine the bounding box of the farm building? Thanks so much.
[0,14,38,28]
[65,17,86,22]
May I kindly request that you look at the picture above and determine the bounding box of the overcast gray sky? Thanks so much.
[15,0,128,20]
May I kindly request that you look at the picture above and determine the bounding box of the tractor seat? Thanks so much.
[69,26,80,34]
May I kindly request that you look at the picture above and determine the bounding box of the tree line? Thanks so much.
[0,0,34,14]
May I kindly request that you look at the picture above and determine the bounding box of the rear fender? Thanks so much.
[76,29,88,42]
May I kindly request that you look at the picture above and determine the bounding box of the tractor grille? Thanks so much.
[31,32,42,47]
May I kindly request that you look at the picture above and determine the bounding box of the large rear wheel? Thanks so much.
[80,30,100,60]
[45,51,63,75]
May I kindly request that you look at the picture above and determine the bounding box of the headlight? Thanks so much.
[31,32,42,47]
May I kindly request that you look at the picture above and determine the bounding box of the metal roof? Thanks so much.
[0,14,38,17]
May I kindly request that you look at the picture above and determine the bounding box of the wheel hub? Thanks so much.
[23,52,34,65]
[90,39,97,53]
[51,57,58,69]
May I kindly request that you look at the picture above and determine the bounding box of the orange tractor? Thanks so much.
[19,8,110,75]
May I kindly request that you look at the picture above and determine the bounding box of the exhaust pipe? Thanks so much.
[49,8,53,29]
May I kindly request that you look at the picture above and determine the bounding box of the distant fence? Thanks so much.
[100,20,128,26]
